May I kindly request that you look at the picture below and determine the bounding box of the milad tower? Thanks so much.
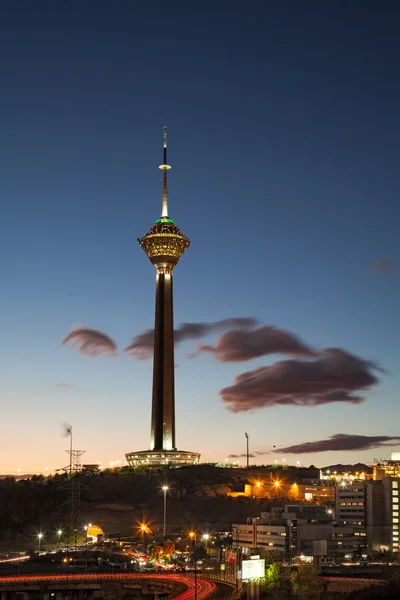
[126,128,200,467]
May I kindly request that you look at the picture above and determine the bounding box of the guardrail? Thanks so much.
[185,571,241,600]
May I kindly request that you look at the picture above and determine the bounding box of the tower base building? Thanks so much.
[125,128,200,468]
[126,449,200,467]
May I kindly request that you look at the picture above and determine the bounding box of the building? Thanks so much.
[232,519,288,554]
[335,479,400,556]
[227,479,335,503]
[335,482,367,529]
[233,479,400,560]
[373,452,400,480]
[366,478,400,554]
[125,129,200,467]
[233,506,332,557]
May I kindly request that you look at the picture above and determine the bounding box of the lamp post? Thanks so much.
[162,485,169,537]
[56,529,63,546]
[139,523,148,550]
[37,533,44,553]
[84,523,92,574]
[202,533,210,554]
[245,433,249,468]
[189,532,197,600]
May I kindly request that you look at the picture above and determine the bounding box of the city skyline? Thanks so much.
[1,1,399,473]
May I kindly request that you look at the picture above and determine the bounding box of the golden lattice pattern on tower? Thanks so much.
[140,232,189,259]
[139,219,190,268]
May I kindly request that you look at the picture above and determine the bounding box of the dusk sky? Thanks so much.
[1,1,399,473]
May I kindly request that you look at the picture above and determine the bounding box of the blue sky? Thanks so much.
[0,0,399,473]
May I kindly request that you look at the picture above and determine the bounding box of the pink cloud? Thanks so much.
[277,433,400,454]
[220,348,379,412]
[62,327,117,357]
[124,317,258,360]
[371,260,395,273]
[198,324,315,362]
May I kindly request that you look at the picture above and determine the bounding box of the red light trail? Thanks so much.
[0,573,217,600]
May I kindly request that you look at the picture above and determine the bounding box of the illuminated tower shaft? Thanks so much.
[139,127,189,452]
[151,266,175,450]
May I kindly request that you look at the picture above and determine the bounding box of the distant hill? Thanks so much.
[0,474,34,480]
[321,463,372,474]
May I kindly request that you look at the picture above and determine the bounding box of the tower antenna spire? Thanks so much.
[159,126,171,217]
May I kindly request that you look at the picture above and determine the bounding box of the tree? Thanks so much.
[266,562,282,590]
[290,564,324,598]
[258,548,284,564]
[163,539,175,558]
[153,545,164,559]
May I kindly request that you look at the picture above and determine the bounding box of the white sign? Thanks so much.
[242,559,265,580]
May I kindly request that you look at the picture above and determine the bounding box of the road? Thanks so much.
[0,573,218,600]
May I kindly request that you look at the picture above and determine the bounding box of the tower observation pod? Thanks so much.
[125,128,200,468]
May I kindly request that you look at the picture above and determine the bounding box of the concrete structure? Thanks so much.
[367,478,400,553]
[125,129,200,467]
[335,483,367,529]
[227,480,334,503]
[0,574,189,600]
[233,503,367,560]
[233,479,400,560]
[232,519,288,554]
[373,452,400,480]
[335,478,400,556]
[233,506,332,557]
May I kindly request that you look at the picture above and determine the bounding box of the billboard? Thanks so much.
[242,558,265,580]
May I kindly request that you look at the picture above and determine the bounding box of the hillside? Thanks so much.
[0,464,319,547]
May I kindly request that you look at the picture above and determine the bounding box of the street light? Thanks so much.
[37,533,44,553]
[56,529,63,542]
[202,533,210,554]
[162,485,169,536]
[84,524,92,574]
[189,532,198,600]
[138,522,150,547]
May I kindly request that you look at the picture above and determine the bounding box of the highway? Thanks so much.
[0,573,218,600]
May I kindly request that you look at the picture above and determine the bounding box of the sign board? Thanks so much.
[250,555,260,560]
[242,558,265,580]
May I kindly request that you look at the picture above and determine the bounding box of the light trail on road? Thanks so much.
[0,573,217,600]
